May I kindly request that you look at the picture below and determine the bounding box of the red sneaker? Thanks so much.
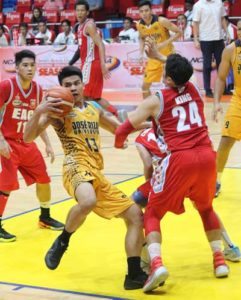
[143,257,169,292]
[213,251,229,278]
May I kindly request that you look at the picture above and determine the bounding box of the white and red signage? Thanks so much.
[0,42,216,91]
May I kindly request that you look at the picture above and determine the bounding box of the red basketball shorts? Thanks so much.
[0,139,50,191]
[82,59,103,99]
[145,146,216,220]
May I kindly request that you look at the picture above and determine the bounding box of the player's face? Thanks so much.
[139,5,152,23]
[16,58,36,81]
[76,5,89,23]
[61,75,84,103]
[237,21,241,40]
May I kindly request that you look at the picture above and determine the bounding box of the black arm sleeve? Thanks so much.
[69,47,80,65]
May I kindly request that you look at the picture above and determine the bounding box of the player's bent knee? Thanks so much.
[124,204,143,227]
[132,190,148,207]
[78,198,96,214]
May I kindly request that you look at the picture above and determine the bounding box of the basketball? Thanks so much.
[46,86,74,116]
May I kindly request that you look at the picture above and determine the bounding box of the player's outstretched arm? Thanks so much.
[115,95,160,148]
[212,46,232,122]
[99,109,120,134]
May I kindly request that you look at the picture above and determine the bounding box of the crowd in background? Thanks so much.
[0,0,238,47]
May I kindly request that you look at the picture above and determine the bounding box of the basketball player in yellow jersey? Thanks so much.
[212,19,241,198]
[137,0,181,98]
[23,66,148,290]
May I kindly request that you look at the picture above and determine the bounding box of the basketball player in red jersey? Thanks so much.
[115,41,230,291]
[69,0,126,121]
[134,128,241,265]
[0,50,64,242]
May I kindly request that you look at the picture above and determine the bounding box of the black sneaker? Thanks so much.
[45,236,68,270]
[39,216,64,231]
[124,271,148,290]
[206,91,214,98]
[215,182,221,198]
[0,226,16,242]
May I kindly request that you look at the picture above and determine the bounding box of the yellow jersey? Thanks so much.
[54,102,104,170]
[232,40,241,98]
[137,15,174,56]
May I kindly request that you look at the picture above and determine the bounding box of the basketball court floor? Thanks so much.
[1,94,241,300]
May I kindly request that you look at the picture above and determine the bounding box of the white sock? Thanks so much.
[39,201,50,209]
[217,172,222,183]
[148,243,161,261]
[210,240,222,253]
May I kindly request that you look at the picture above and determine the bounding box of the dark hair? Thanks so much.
[75,0,89,11]
[15,50,36,66]
[32,7,43,23]
[138,0,152,8]
[19,22,28,29]
[165,54,193,86]
[185,0,194,4]
[177,14,187,21]
[38,20,47,26]
[0,24,5,32]
[61,19,71,27]
[58,66,83,84]
[124,16,133,24]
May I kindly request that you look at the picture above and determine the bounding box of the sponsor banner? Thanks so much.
[0,42,216,91]
[126,5,164,20]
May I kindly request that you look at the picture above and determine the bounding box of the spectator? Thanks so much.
[54,19,76,45]
[35,21,55,45]
[17,23,34,46]
[0,24,10,47]
[31,7,47,36]
[117,17,139,43]
[184,0,194,25]
[193,0,229,98]
[43,0,64,11]
[87,0,103,11]
[176,14,192,41]
[224,16,237,42]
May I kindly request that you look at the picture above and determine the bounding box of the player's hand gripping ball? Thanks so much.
[46,86,74,117]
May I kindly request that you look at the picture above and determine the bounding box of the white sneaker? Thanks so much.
[215,265,229,278]
[223,246,241,262]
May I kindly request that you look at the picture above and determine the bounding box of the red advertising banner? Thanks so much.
[0,43,216,91]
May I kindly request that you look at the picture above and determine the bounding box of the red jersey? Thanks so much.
[135,128,163,158]
[77,18,100,64]
[0,76,42,140]
[153,82,211,152]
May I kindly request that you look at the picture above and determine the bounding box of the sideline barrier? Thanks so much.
[0,42,217,91]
